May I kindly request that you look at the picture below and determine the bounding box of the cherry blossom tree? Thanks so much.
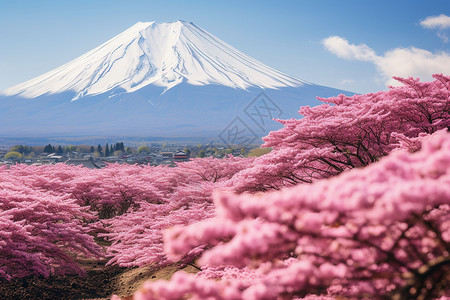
[100,156,253,268]
[0,171,101,280]
[101,183,216,268]
[2,75,449,294]
[176,156,254,183]
[132,130,450,299]
[0,155,253,277]
[232,74,450,193]
[0,155,253,279]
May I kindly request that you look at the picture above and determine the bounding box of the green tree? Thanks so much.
[137,146,150,153]
[4,151,22,160]
[10,145,25,154]
[115,142,124,152]
[24,152,35,159]
[183,148,191,156]
[97,144,103,156]
[44,144,53,153]
[198,150,205,158]
[57,145,63,154]
[105,143,110,157]
[64,145,77,153]
[9,145,32,155]
[125,147,133,154]
[90,146,95,153]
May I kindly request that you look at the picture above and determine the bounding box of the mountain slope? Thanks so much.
[1,21,308,100]
[0,21,351,142]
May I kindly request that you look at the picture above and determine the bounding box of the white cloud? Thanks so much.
[322,36,450,87]
[322,36,377,61]
[421,14,450,43]
[420,14,450,29]
[437,32,449,43]
[340,79,355,85]
[377,47,450,86]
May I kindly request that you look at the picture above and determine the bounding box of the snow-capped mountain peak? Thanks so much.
[2,21,309,100]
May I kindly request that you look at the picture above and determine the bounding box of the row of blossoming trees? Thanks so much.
[1,75,449,299]
[0,155,253,279]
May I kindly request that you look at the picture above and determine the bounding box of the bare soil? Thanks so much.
[0,258,198,300]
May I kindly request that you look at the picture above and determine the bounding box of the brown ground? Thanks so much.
[0,257,198,300]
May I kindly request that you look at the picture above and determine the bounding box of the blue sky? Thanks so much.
[0,0,449,93]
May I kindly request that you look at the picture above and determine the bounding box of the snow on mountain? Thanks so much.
[0,21,351,141]
[1,21,308,100]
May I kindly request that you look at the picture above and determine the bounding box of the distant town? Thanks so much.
[0,142,271,168]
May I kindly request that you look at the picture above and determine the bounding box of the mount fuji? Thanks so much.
[0,21,351,144]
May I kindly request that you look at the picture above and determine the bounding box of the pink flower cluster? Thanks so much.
[135,124,450,298]
[232,74,450,192]
[0,155,253,278]
[0,167,101,279]
[2,75,449,300]
[102,156,253,268]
